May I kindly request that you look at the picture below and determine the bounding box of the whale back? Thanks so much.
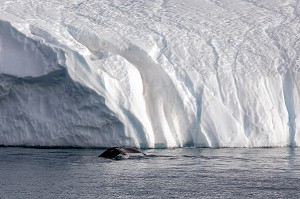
[99,147,145,158]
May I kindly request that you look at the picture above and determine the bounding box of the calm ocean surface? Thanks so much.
[0,147,299,199]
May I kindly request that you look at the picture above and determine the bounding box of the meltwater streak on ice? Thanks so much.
[0,0,300,147]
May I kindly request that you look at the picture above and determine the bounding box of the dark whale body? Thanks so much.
[99,147,146,158]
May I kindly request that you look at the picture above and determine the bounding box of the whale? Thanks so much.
[99,147,146,158]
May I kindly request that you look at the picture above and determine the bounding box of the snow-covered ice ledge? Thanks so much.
[0,0,299,148]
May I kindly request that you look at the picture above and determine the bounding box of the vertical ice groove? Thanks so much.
[232,74,246,138]
[192,87,211,147]
[122,43,189,148]
[282,72,296,146]
[207,38,225,103]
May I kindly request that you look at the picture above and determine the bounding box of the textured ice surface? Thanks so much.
[0,0,299,148]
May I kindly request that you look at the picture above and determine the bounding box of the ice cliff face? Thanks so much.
[0,0,299,148]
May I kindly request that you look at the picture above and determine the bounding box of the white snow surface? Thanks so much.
[0,0,300,148]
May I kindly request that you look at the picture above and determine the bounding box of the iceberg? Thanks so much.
[0,0,299,148]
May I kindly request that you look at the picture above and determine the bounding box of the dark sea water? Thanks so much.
[0,147,299,199]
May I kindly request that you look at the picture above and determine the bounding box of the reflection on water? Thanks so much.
[1,147,300,199]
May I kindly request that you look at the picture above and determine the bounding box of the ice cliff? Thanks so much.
[0,0,299,148]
